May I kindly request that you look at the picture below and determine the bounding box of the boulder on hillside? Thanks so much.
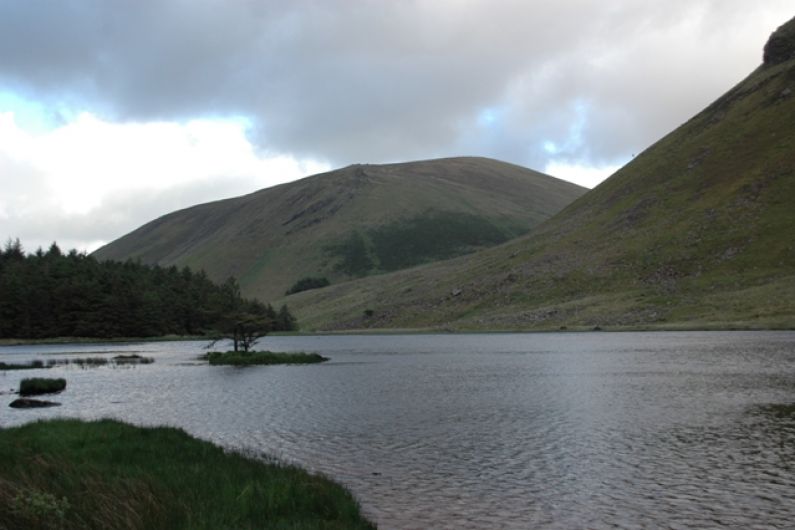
[764,16,795,65]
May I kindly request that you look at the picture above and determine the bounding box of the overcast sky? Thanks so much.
[1,1,791,252]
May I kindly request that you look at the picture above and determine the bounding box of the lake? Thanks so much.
[2,331,795,529]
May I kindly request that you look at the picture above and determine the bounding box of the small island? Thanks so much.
[19,377,66,396]
[203,350,328,366]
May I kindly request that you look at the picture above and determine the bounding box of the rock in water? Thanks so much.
[764,16,795,65]
[9,398,61,408]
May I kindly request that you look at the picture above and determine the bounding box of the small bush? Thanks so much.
[286,276,331,295]
[19,378,66,396]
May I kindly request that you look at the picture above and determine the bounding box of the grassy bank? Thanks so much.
[204,351,328,366]
[0,419,374,530]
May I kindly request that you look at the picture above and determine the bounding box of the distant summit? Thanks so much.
[95,157,585,301]
[764,15,795,65]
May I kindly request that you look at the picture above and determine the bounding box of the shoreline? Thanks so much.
[2,324,794,346]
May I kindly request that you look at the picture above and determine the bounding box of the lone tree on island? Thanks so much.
[209,277,297,352]
[213,297,275,352]
[227,307,274,352]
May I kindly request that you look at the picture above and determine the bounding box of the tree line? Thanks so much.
[0,239,296,340]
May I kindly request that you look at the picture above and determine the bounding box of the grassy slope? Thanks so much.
[0,419,374,530]
[286,22,795,331]
[94,157,585,301]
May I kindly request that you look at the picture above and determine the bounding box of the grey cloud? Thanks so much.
[0,1,791,170]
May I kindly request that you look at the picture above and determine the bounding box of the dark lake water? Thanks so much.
[2,331,795,529]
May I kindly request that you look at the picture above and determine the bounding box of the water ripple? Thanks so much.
[2,331,795,528]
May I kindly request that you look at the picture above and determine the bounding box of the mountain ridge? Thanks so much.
[284,17,795,331]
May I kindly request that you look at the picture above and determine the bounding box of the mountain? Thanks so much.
[94,157,586,300]
[286,17,795,331]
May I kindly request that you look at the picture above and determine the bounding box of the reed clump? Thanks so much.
[1,356,154,371]
[18,378,66,396]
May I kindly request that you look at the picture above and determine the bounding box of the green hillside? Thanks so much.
[285,17,795,331]
[94,157,585,300]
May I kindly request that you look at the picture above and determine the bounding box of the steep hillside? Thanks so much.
[94,157,585,300]
[286,17,795,331]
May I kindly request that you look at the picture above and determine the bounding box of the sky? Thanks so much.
[0,1,792,253]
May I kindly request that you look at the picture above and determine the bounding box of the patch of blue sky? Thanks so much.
[539,99,589,158]
[477,106,503,128]
[0,90,67,133]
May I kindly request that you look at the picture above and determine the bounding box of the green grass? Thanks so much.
[0,419,375,530]
[204,351,328,366]
[18,378,66,396]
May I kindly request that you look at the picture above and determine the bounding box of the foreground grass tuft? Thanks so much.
[19,378,66,396]
[0,419,375,530]
[204,351,328,366]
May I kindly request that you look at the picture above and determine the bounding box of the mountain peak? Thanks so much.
[94,157,586,301]
[764,15,795,65]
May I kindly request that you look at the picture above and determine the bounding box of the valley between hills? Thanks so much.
[96,17,795,333]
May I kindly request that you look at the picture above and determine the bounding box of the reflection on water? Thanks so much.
[2,331,795,529]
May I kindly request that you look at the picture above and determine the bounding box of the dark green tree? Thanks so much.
[277,304,298,331]
[0,240,298,340]
[286,277,330,295]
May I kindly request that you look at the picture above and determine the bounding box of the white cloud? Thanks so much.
[0,112,329,252]
[544,159,627,189]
